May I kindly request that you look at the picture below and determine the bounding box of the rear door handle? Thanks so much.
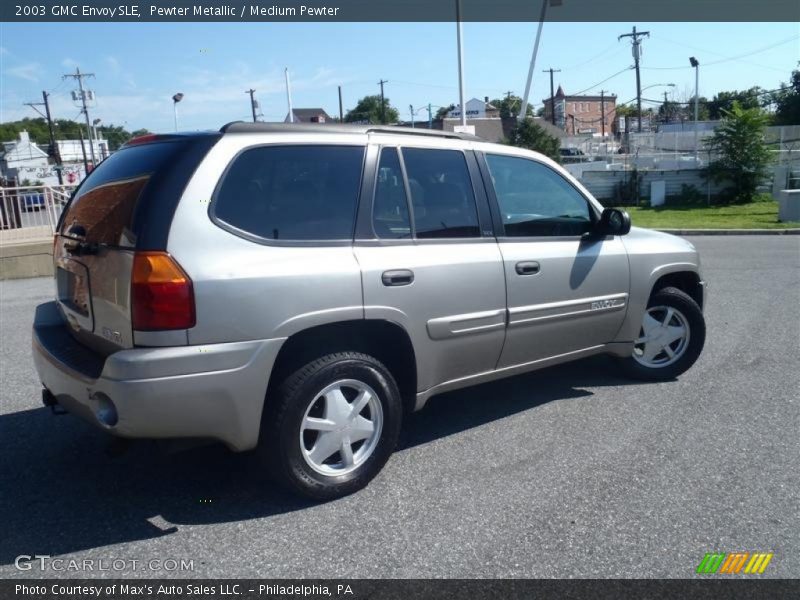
[515,261,541,276]
[382,269,414,287]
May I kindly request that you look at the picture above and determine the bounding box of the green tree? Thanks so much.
[489,95,533,119]
[505,120,560,162]
[704,102,772,204]
[708,87,763,120]
[0,117,145,150]
[344,95,399,124]
[435,104,455,120]
[772,69,800,126]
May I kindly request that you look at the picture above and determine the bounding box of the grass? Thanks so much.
[621,200,800,230]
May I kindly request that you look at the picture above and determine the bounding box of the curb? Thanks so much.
[657,229,800,236]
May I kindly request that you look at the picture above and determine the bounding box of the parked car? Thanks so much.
[33,124,706,499]
[559,147,585,157]
[22,193,46,211]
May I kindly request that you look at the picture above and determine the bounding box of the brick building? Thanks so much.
[542,85,617,136]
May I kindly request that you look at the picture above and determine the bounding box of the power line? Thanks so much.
[641,35,799,71]
[62,66,97,166]
[567,67,632,97]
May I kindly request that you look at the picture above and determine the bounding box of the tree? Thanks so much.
[707,87,763,120]
[0,117,146,150]
[435,104,455,120]
[489,95,533,119]
[704,102,772,204]
[344,95,399,124]
[772,69,800,126]
[505,120,560,162]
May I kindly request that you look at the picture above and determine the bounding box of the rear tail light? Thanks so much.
[131,252,195,331]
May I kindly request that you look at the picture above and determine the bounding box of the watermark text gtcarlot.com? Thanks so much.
[14,555,194,572]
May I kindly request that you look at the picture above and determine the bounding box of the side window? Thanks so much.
[213,145,364,241]
[401,147,480,239]
[373,148,411,239]
[485,154,593,237]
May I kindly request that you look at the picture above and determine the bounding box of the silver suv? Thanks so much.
[33,123,706,499]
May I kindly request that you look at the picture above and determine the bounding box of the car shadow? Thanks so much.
[0,355,647,564]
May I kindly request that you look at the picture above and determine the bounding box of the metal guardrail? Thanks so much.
[0,185,75,245]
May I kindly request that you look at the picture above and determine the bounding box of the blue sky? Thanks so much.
[1,21,798,133]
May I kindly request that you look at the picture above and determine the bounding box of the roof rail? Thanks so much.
[219,121,479,140]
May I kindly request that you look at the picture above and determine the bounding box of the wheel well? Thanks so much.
[651,271,703,309]
[268,320,418,413]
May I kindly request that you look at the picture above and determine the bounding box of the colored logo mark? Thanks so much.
[696,552,773,574]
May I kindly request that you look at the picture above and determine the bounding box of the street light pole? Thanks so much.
[172,93,184,132]
[690,57,700,163]
[519,0,551,123]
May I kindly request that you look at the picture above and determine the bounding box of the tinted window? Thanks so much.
[60,141,190,246]
[485,154,593,237]
[373,148,411,239]
[402,148,480,239]
[214,145,364,241]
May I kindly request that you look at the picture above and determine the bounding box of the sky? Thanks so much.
[1,21,798,134]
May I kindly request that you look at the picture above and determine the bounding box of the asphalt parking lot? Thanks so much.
[1,235,798,579]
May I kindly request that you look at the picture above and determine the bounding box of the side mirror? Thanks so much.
[597,208,631,236]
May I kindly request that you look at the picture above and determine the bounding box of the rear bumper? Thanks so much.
[32,301,285,451]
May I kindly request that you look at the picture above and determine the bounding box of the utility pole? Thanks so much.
[599,90,607,138]
[245,89,257,122]
[618,26,649,133]
[338,86,344,121]
[428,103,433,129]
[542,67,561,125]
[455,0,467,128]
[63,67,96,166]
[285,68,294,123]
[24,91,63,184]
[410,105,415,128]
[378,79,388,124]
[78,127,89,173]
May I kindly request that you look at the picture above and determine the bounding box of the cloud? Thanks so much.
[61,57,79,69]
[6,63,42,82]
[0,47,9,56]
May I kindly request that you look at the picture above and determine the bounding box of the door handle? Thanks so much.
[382,269,414,286]
[515,261,541,276]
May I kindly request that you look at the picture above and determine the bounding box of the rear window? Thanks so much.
[60,141,190,247]
[212,145,365,241]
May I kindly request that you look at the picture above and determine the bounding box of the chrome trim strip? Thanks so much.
[426,308,507,340]
[509,293,628,327]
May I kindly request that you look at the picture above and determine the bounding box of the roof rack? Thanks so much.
[219,121,479,140]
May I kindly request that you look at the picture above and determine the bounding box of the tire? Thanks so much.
[258,352,403,500]
[617,286,706,381]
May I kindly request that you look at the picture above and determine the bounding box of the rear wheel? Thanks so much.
[617,286,705,381]
[259,352,402,500]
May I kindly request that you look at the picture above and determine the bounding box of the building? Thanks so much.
[0,131,104,186]
[447,97,500,120]
[284,108,332,123]
[542,86,617,136]
[0,131,50,184]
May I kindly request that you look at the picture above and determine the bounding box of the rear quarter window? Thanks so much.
[212,145,365,241]
[60,141,193,247]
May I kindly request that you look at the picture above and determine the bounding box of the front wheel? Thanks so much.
[258,352,403,500]
[617,286,706,381]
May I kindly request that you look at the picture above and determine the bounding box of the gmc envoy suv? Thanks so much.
[33,123,706,499]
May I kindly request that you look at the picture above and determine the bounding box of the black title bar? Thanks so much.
[3,0,800,22]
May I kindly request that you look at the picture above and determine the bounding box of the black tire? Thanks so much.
[617,286,706,381]
[258,352,402,500]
